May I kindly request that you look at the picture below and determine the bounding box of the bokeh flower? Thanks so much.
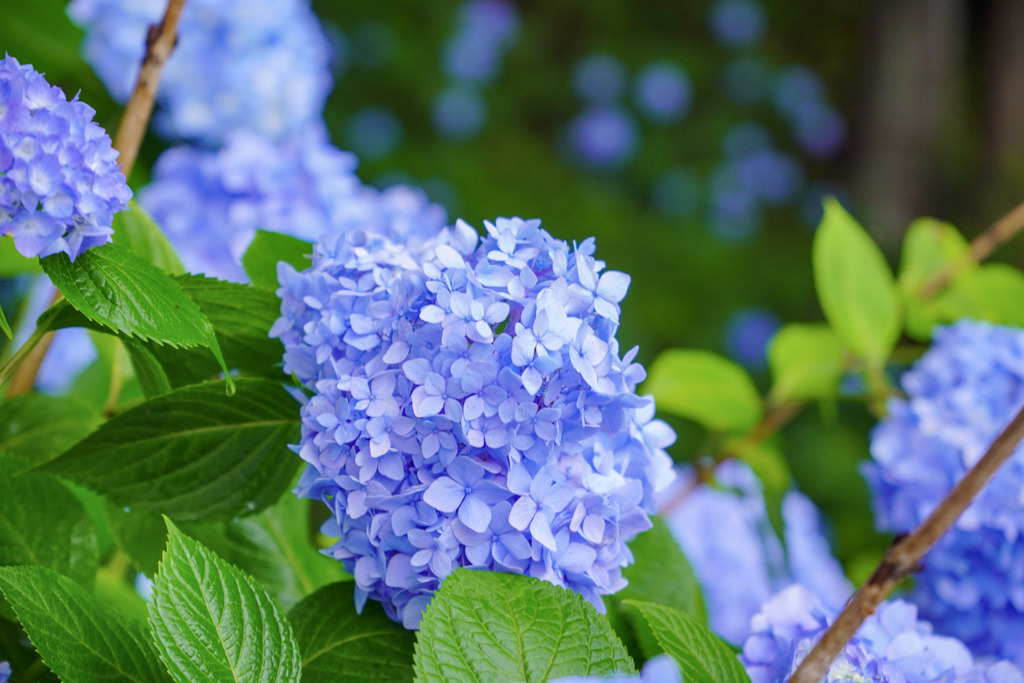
[662,460,851,644]
[741,585,1023,683]
[67,0,331,144]
[0,55,130,260]
[864,320,1024,666]
[138,127,446,282]
[273,216,675,628]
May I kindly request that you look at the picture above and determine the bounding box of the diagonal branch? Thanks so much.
[789,400,1024,683]
[112,0,186,180]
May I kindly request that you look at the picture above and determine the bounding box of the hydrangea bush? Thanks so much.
[272,215,676,627]
[2,4,1024,683]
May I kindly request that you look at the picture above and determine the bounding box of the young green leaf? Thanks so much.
[414,569,635,683]
[0,566,171,683]
[813,198,901,365]
[110,201,186,275]
[643,349,762,433]
[931,264,1024,328]
[243,230,313,289]
[290,581,414,682]
[767,323,845,404]
[149,519,301,683]
[40,378,301,522]
[897,218,972,340]
[0,394,101,468]
[0,454,98,593]
[623,601,750,683]
[39,243,231,380]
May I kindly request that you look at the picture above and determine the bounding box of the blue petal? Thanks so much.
[458,495,491,533]
[423,476,465,513]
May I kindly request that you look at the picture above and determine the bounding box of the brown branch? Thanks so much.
[919,199,1024,299]
[789,400,1024,683]
[111,0,186,180]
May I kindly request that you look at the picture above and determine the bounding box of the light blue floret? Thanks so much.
[273,216,676,628]
[0,55,130,260]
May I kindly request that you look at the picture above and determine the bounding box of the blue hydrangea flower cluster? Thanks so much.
[0,55,130,260]
[550,655,681,683]
[138,127,446,282]
[273,216,676,628]
[740,585,1024,683]
[662,460,851,644]
[864,320,1024,667]
[67,0,331,145]
[0,660,9,683]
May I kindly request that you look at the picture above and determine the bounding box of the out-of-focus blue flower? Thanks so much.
[443,0,520,85]
[345,107,404,161]
[565,106,640,170]
[864,320,1024,667]
[732,148,804,205]
[433,86,487,140]
[724,307,780,370]
[741,585,1022,683]
[0,55,130,260]
[67,0,331,145]
[572,54,628,104]
[633,62,692,123]
[549,654,682,683]
[138,127,446,281]
[650,167,701,219]
[134,572,154,602]
[708,0,767,49]
[792,103,847,159]
[661,460,851,645]
[722,122,774,157]
[0,660,9,683]
[273,216,676,628]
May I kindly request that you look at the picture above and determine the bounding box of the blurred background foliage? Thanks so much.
[2,0,1022,576]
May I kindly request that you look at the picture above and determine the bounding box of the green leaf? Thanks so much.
[813,198,901,365]
[0,303,10,340]
[0,454,98,592]
[618,517,704,621]
[623,601,750,683]
[767,324,845,404]
[110,201,186,275]
[197,493,349,611]
[122,336,174,398]
[149,519,301,683]
[643,349,762,433]
[0,566,171,683]
[0,237,42,276]
[40,378,301,522]
[290,581,415,682]
[243,231,313,289]
[39,243,231,382]
[0,394,101,468]
[414,569,635,683]
[931,264,1024,328]
[106,507,168,578]
[146,276,285,388]
[897,218,973,340]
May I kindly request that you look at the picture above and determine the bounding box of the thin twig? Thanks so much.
[4,0,184,398]
[789,401,1024,683]
[919,200,1024,299]
[112,0,186,180]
